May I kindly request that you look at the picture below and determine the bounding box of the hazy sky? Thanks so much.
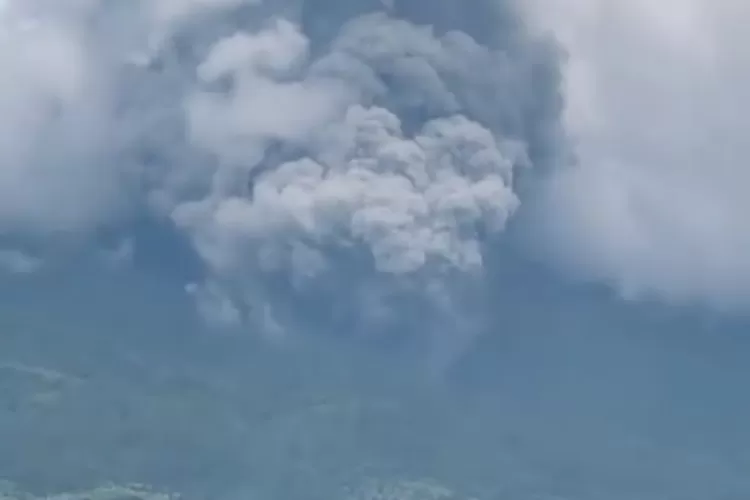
[0,0,748,347]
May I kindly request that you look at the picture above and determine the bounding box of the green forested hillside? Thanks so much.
[0,269,748,500]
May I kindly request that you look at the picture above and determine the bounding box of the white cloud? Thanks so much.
[522,0,750,309]
[0,5,113,233]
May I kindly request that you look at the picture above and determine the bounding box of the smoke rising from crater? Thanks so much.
[2,0,750,346]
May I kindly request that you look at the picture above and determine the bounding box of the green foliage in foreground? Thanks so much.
[0,481,177,500]
[0,477,480,500]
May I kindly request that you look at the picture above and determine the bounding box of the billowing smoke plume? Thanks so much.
[172,7,560,360]
[172,12,542,342]
[7,0,750,345]
[0,0,563,357]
